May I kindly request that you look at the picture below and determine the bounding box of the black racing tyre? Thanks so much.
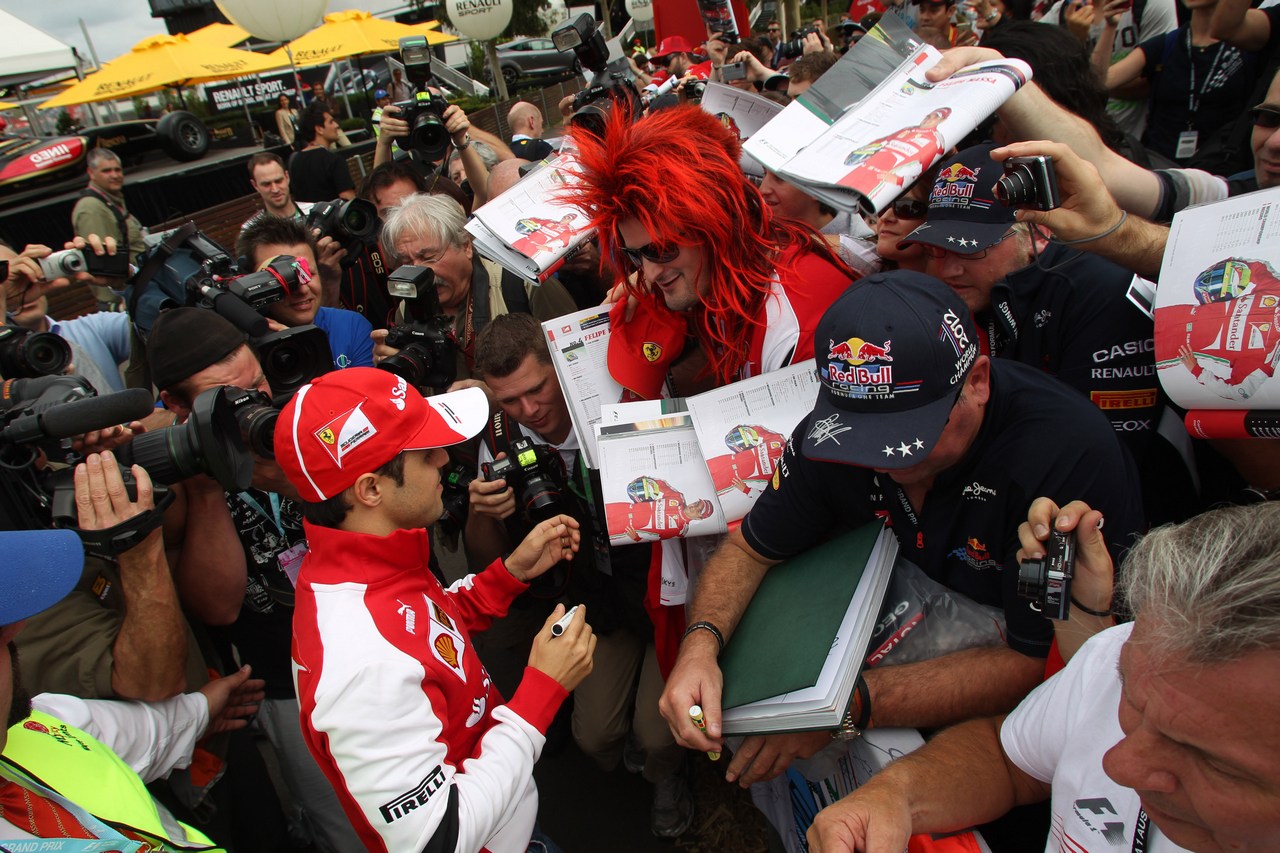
[155,111,209,162]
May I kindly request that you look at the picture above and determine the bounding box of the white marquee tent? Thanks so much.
[0,10,80,88]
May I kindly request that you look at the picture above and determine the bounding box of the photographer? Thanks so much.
[147,308,364,851]
[236,215,373,370]
[374,193,576,383]
[2,237,131,395]
[466,313,694,838]
[71,149,142,312]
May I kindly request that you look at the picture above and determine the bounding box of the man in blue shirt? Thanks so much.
[236,216,374,370]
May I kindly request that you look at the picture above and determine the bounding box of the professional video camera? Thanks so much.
[306,198,380,266]
[552,14,642,136]
[481,437,570,526]
[389,35,451,160]
[379,264,457,390]
[128,223,307,340]
[0,374,162,536]
[0,325,72,379]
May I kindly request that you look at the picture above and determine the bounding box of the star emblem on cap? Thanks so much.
[898,441,913,456]
[883,445,896,457]
[914,438,924,449]
[946,236,957,243]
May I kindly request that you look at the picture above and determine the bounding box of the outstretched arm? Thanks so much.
[807,716,1049,853]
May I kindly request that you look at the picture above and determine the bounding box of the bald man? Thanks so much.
[487,158,533,198]
[507,102,554,162]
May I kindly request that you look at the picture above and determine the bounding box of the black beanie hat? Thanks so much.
[147,307,247,392]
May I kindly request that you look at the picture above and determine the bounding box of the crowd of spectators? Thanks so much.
[2,2,1280,851]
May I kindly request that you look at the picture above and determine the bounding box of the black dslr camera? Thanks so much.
[0,325,72,379]
[481,437,569,525]
[553,14,642,137]
[438,462,475,537]
[995,156,1061,212]
[779,27,819,60]
[391,35,451,160]
[1016,527,1076,621]
[379,265,457,390]
[306,198,380,266]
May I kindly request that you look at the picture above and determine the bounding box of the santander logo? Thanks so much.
[29,139,84,170]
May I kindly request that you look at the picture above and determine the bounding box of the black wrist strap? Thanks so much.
[1071,595,1113,619]
[854,675,872,730]
[70,488,175,559]
[683,620,725,654]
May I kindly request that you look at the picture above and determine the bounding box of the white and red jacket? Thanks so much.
[291,522,568,853]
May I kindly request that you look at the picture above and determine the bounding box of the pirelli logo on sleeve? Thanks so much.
[381,766,447,823]
[1090,388,1158,410]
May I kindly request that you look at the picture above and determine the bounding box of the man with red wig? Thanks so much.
[564,105,856,394]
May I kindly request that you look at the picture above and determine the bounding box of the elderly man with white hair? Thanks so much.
[370,193,576,382]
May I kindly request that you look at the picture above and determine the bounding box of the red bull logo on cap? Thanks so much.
[932,162,980,205]
[827,337,893,366]
[939,163,979,183]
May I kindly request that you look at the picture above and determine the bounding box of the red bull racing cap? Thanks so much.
[898,143,1017,256]
[274,367,489,502]
[802,271,980,468]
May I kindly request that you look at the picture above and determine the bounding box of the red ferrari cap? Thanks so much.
[274,367,488,502]
[606,299,686,400]
[652,35,697,59]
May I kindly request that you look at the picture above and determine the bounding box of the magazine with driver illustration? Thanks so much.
[466,151,594,285]
[743,14,1032,216]
[1153,185,1280,436]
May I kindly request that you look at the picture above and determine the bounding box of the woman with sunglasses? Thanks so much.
[760,169,881,274]
[874,180,931,273]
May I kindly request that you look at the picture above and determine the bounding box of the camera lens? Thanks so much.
[123,423,204,486]
[995,166,1036,207]
[342,204,373,237]
[1015,557,1047,602]
[0,329,72,378]
[409,114,450,160]
[379,347,432,389]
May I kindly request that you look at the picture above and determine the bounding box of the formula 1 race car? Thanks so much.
[0,110,209,192]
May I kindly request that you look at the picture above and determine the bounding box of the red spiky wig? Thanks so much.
[562,104,848,384]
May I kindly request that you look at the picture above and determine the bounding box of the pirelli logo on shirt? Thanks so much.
[381,766,446,823]
[1090,388,1158,410]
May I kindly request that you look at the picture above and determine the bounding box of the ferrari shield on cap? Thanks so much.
[275,367,489,502]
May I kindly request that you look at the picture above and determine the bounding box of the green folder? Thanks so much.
[720,521,885,710]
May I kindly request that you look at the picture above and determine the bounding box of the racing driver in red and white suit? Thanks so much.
[274,368,596,853]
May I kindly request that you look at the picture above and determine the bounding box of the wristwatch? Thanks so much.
[832,706,863,741]
[832,675,872,741]
[454,132,472,151]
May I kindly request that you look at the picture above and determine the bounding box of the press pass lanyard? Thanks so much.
[891,483,925,551]
[238,490,284,533]
[1186,30,1225,122]
[1131,808,1150,853]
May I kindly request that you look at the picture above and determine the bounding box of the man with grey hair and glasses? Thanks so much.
[371,193,575,383]
[808,498,1280,853]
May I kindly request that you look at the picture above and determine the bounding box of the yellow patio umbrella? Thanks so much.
[267,9,456,68]
[41,33,288,109]
[182,22,253,49]
[0,102,18,111]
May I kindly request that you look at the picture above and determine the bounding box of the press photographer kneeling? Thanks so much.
[464,312,694,838]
